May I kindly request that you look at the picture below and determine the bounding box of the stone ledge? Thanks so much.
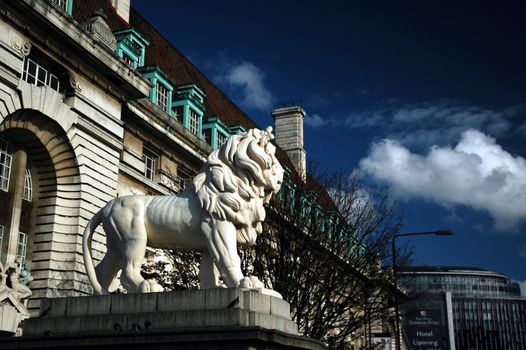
[23,288,299,336]
[1,326,325,349]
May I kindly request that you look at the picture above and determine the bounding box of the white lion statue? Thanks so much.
[83,127,283,294]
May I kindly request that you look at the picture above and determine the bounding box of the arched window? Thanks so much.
[23,168,32,201]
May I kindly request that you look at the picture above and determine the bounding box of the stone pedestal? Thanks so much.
[0,290,30,336]
[1,289,324,349]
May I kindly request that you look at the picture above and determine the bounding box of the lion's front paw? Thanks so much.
[138,279,163,293]
[147,279,164,292]
[239,276,265,290]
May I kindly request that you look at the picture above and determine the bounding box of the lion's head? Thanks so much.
[192,127,283,244]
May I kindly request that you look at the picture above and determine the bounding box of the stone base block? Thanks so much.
[22,288,298,335]
[0,289,324,349]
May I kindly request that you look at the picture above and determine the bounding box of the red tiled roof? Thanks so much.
[129,8,259,130]
[73,0,258,130]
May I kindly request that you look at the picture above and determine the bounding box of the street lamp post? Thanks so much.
[391,229,453,350]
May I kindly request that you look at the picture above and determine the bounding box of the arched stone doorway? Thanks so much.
[0,108,81,312]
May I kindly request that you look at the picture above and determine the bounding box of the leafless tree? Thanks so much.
[239,167,410,349]
[143,165,410,349]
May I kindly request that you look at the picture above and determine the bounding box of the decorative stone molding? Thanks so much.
[68,72,83,93]
[10,38,31,57]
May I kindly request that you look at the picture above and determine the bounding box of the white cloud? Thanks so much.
[359,129,526,231]
[304,113,329,128]
[222,61,274,110]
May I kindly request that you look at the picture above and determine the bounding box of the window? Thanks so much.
[176,169,190,192]
[173,106,183,122]
[0,225,4,259]
[0,137,13,191]
[203,129,212,145]
[49,0,70,13]
[189,109,200,136]
[156,82,169,112]
[23,58,60,91]
[23,168,32,201]
[216,132,227,148]
[143,149,157,181]
[16,232,28,265]
[122,52,135,68]
[131,40,142,52]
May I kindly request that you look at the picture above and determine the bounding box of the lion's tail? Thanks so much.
[82,208,104,295]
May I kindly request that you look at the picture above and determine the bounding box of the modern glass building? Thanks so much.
[398,266,526,350]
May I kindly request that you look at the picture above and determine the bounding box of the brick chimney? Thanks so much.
[272,106,306,181]
[111,0,130,23]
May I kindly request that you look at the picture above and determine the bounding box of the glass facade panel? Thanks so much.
[400,267,526,350]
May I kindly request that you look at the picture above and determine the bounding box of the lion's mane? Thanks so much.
[192,129,276,245]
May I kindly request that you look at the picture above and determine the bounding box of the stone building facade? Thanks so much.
[0,4,399,348]
[0,0,277,315]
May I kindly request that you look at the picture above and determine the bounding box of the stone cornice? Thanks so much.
[0,0,151,101]
[127,99,211,164]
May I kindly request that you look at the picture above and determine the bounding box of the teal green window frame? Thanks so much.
[114,28,150,68]
[66,0,73,15]
[116,44,140,69]
[202,116,231,149]
[140,67,174,115]
[173,84,207,139]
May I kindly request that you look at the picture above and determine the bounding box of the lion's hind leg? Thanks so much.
[95,242,122,294]
[120,236,151,293]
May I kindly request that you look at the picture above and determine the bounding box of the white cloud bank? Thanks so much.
[221,62,274,110]
[359,129,526,231]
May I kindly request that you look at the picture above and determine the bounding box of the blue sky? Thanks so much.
[133,1,526,284]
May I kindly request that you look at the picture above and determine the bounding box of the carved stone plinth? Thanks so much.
[1,289,324,349]
[0,290,30,336]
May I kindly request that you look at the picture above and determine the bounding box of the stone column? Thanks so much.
[2,148,27,265]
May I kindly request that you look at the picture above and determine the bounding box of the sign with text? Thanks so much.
[405,309,448,350]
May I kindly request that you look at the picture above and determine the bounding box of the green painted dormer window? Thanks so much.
[139,66,174,114]
[229,124,247,136]
[50,0,73,15]
[202,117,231,149]
[114,28,150,69]
[173,84,206,138]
